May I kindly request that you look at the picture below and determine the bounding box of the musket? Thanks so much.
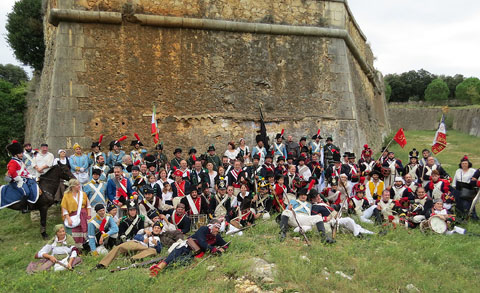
[291,207,311,246]
[467,189,480,221]
[332,180,350,239]
[110,256,164,273]
[226,223,257,235]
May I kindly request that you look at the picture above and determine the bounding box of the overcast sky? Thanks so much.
[1,0,479,77]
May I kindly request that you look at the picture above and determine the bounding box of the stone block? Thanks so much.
[72,84,88,97]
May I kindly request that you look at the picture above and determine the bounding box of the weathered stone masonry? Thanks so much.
[26,0,389,156]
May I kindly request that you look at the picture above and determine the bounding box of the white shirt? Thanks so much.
[452,168,476,188]
[32,152,54,177]
[224,149,239,161]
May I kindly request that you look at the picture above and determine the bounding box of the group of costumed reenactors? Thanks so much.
[3,129,480,275]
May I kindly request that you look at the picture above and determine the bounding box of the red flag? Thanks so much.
[432,115,447,154]
[393,128,407,148]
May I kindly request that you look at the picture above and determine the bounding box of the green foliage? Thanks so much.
[0,80,27,161]
[439,74,465,99]
[424,78,449,102]
[5,0,45,71]
[0,64,28,86]
[455,77,480,104]
[384,82,392,101]
[385,69,436,102]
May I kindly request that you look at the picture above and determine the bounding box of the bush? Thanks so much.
[424,78,449,102]
[455,77,480,104]
[0,80,27,162]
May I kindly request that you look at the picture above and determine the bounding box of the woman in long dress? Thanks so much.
[452,156,477,219]
[61,179,91,246]
[26,224,82,273]
[206,162,217,195]
[236,138,251,165]
[53,149,70,202]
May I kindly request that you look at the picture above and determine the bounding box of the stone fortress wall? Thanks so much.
[25,0,389,156]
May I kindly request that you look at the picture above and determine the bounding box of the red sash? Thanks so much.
[174,212,184,225]
[189,197,202,215]
[115,178,128,199]
[99,217,107,233]
[175,181,186,197]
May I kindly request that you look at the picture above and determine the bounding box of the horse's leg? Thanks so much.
[39,206,49,239]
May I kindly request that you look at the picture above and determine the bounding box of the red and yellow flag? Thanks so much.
[432,115,447,154]
[393,128,407,148]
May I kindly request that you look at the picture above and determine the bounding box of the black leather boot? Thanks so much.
[279,215,289,242]
[316,221,335,244]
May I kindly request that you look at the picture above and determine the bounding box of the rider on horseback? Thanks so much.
[5,140,39,213]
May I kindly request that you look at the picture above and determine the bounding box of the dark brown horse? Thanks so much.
[7,164,75,239]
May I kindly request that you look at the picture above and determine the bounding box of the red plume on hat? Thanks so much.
[317,129,321,136]
[280,129,285,136]
[12,140,18,143]
[364,144,369,149]
[192,154,197,161]
[133,160,141,166]
[134,133,141,142]
[307,179,315,192]
[116,135,127,143]
[98,135,104,145]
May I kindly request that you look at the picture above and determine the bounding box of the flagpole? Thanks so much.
[376,138,394,162]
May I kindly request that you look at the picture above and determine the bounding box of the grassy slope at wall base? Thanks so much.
[1,130,479,292]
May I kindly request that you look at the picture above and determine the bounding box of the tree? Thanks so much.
[385,74,408,102]
[424,79,449,102]
[439,74,464,99]
[5,0,45,71]
[455,77,480,104]
[385,82,392,101]
[0,80,27,162]
[385,69,437,102]
[0,64,29,86]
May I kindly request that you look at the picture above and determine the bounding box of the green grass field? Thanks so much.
[0,130,479,292]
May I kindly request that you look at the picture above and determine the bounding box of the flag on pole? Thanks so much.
[432,114,447,154]
[151,105,159,144]
[393,128,407,148]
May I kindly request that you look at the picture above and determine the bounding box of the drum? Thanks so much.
[190,214,208,231]
[419,216,447,234]
[381,167,391,178]
[429,216,447,234]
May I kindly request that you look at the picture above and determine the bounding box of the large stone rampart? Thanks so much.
[388,106,480,137]
[25,0,389,156]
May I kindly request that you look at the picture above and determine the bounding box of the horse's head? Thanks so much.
[59,164,76,181]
